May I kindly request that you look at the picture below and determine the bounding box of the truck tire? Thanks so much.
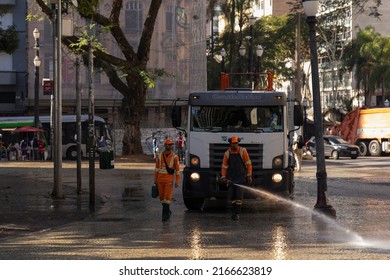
[183,197,204,210]
[357,142,369,157]
[369,140,381,156]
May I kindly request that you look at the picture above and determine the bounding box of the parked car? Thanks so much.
[305,135,359,159]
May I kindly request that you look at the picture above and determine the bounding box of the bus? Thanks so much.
[0,115,112,160]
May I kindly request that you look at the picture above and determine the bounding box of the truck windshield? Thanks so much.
[190,106,283,133]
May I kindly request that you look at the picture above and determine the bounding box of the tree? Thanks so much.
[315,0,382,109]
[35,0,163,155]
[0,5,19,54]
[344,27,390,107]
[289,0,382,108]
[206,1,301,90]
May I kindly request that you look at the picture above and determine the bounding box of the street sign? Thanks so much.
[42,78,53,95]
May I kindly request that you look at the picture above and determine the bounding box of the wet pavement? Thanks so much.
[1,156,390,260]
[0,156,152,239]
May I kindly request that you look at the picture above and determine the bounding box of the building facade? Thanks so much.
[0,0,27,116]
[22,0,206,131]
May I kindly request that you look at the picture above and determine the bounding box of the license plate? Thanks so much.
[351,151,357,154]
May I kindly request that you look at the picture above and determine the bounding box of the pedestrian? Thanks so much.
[220,136,253,220]
[38,139,46,160]
[152,134,158,159]
[293,135,304,171]
[154,138,181,221]
[0,134,4,160]
[176,131,186,162]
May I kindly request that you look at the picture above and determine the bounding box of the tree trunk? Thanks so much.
[121,79,146,155]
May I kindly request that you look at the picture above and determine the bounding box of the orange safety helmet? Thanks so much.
[165,138,174,145]
[228,136,240,144]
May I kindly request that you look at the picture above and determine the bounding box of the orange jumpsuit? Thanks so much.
[221,146,252,205]
[154,151,181,204]
[221,146,252,179]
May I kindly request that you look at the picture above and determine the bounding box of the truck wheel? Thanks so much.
[331,150,339,160]
[369,140,381,156]
[183,197,204,211]
[357,142,369,157]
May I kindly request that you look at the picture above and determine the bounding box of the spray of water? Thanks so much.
[234,183,390,249]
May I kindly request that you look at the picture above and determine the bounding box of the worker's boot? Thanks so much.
[162,203,171,221]
[231,203,241,221]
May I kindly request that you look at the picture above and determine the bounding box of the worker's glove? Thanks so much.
[246,176,253,186]
[220,177,232,186]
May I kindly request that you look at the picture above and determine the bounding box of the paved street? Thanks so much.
[0,156,390,260]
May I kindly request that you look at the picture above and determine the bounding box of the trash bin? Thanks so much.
[99,148,114,169]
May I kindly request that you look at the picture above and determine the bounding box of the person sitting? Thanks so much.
[13,142,23,160]
[98,136,108,148]
[20,138,31,160]
[7,142,17,160]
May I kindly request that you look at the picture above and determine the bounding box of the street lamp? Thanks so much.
[255,45,264,89]
[33,28,41,128]
[239,44,246,87]
[239,44,246,57]
[249,15,257,89]
[302,0,336,217]
[302,97,308,142]
[220,48,226,73]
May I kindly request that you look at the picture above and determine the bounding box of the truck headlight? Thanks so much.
[272,173,283,183]
[190,172,200,182]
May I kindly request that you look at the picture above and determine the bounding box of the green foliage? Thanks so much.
[69,23,106,53]
[0,24,18,54]
[141,69,174,89]
[76,0,99,17]
[218,14,301,84]
[344,27,390,96]
[0,5,19,54]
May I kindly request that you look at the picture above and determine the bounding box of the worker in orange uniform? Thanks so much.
[220,136,252,220]
[154,138,181,221]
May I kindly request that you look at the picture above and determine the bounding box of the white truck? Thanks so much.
[172,89,303,210]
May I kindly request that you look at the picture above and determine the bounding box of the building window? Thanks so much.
[125,1,143,31]
[166,5,174,33]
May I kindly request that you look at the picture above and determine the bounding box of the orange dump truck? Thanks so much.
[338,107,390,156]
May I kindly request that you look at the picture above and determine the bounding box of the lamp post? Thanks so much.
[239,44,246,87]
[33,28,41,128]
[249,15,257,89]
[255,45,264,89]
[302,97,308,142]
[220,48,226,73]
[255,45,264,71]
[302,0,336,216]
[51,0,64,199]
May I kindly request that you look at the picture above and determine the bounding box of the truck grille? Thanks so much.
[209,144,263,177]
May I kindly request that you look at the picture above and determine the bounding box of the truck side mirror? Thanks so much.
[294,104,304,126]
[172,106,182,127]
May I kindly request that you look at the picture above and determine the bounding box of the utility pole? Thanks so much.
[88,25,96,210]
[51,0,63,198]
[76,57,82,194]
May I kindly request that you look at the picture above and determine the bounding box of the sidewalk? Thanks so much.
[0,155,155,239]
